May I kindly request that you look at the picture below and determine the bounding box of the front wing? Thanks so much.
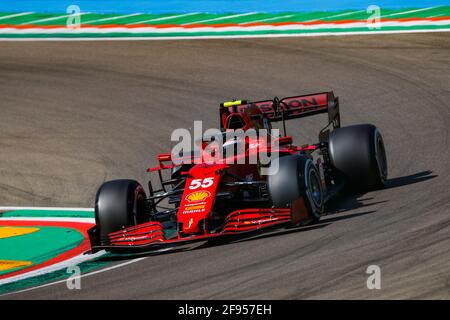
[88,208,291,253]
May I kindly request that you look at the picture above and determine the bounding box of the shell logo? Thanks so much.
[186,190,211,202]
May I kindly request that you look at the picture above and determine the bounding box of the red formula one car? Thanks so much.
[88,91,387,253]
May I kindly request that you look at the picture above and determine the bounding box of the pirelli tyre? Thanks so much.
[95,179,148,244]
[268,155,324,223]
[328,124,388,190]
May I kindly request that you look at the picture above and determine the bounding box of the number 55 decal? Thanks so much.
[189,177,214,190]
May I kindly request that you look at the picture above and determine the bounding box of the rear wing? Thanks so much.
[220,91,340,129]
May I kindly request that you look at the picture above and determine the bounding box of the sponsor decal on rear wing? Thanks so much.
[221,91,340,127]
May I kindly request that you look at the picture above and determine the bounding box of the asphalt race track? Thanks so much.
[1,33,449,299]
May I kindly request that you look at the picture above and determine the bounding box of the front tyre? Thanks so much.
[95,179,148,244]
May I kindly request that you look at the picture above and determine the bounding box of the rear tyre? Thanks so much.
[95,179,148,244]
[268,155,324,223]
[328,124,387,190]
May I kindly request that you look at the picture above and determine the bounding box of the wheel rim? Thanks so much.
[308,168,323,208]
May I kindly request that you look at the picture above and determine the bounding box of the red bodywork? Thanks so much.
[90,92,339,252]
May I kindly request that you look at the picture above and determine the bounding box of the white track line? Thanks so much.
[127,12,200,25]
[21,13,89,25]
[429,14,446,18]
[239,14,295,25]
[0,206,93,211]
[382,6,439,18]
[2,18,449,34]
[182,12,259,26]
[21,14,71,25]
[82,13,142,25]
[0,217,95,223]
[0,28,448,41]
[0,12,34,21]
[314,9,365,21]
[0,251,106,286]
[0,257,147,296]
